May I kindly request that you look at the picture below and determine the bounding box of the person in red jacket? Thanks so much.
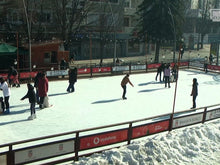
[38,72,48,109]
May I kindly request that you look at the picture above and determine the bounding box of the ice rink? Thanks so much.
[1,69,220,145]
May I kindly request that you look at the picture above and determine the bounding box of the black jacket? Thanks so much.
[69,68,77,83]
[21,84,36,103]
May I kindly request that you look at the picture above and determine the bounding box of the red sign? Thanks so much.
[147,63,161,69]
[19,72,38,79]
[92,67,111,73]
[132,120,169,139]
[0,73,8,79]
[208,65,220,71]
[77,68,91,74]
[80,129,128,150]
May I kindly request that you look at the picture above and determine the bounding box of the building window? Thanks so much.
[51,51,57,63]
[87,14,99,26]
[44,52,50,64]
[124,17,129,27]
[125,0,130,8]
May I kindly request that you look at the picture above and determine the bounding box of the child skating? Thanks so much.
[21,83,37,120]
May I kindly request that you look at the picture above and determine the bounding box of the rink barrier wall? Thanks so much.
[1,60,219,81]
[0,62,189,81]
[0,104,220,165]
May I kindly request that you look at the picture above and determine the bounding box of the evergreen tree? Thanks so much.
[136,0,185,62]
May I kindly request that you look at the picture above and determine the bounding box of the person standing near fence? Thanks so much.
[164,63,171,88]
[38,72,48,109]
[155,63,163,82]
[191,78,198,109]
[121,74,134,100]
[34,72,42,104]
[67,67,77,93]
[0,77,11,114]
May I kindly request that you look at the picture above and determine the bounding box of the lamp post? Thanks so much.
[22,0,32,71]
[170,38,184,132]
[168,6,176,63]
[107,0,117,66]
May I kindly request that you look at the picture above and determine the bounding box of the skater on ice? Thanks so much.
[34,72,42,104]
[38,72,49,109]
[164,63,171,88]
[191,78,198,109]
[155,62,163,82]
[0,97,4,114]
[21,83,37,120]
[67,67,77,93]
[0,77,11,114]
[121,74,134,100]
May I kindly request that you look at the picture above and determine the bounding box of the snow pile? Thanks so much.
[73,119,220,165]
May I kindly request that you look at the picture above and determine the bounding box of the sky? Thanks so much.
[0,69,220,165]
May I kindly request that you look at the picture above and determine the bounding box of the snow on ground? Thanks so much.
[0,69,220,164]
[73,119,220,165]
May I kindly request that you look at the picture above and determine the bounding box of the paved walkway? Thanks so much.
[73,45,211,67]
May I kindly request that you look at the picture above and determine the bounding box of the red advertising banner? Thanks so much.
[80,129,128,150]
[132,120,169,139]
[19,72,38,79]
[147,63,161,69]
[77,68,91,74]
[92,67,111,73]
[208,65,220,71]
[0,73,8,79]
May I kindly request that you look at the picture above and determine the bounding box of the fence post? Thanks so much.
[90,66,93,78]
[129,63,131,74]
[74,132,80,161]
[127,123,133,145]
[202,107,207,123]
[7,145,15,165]
[169,114,173,132]
[146,62,148,73]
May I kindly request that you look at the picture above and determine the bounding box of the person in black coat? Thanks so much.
[191,78,198,109]
[155,63,163,82]
[66,67,77,93]
[21,83,37,120]
[34,72,42,104]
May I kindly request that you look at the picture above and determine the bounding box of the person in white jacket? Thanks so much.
[0,77,11,114]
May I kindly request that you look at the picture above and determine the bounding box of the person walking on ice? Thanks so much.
[164,63,171,88]
[121,74,134,100]
[191,78,198,109]
[21,83,37,120]
[0,77,11,114]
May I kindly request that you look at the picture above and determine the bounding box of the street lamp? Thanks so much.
[22,0,32,71]
[107,0,117,66]
[168,6,176,63]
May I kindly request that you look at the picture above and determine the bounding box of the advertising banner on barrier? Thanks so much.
[20,72,38,79]
[80,129,128,150]
[112,66,129,72]
[208,65,220,71]
[206,108,220,120]
[0,73,7,79]
[132,120,169,139]
[78,68,91,74]
[15,140,75,164]
[92,67,111,73]
[147,63,161,69]
[46,70,68,77]
[131,65,146,71]
[172,114,203,128]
